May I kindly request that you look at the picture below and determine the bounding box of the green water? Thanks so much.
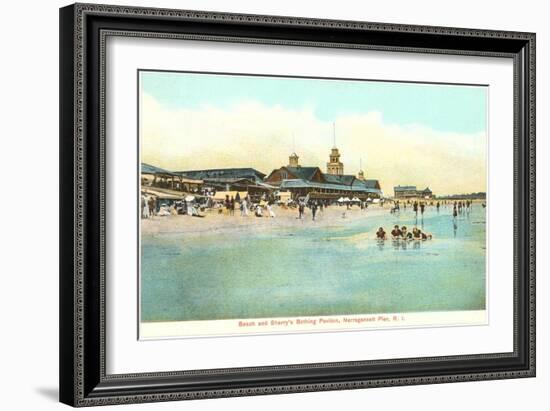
[141,205,486,322]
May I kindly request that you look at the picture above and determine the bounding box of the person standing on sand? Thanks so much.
[420,202,425,215]
[298,200,305,219]
[148,196,156,217]
[141,196,146,219]
[230,196,235,216]
[266,202,275,218]
[141,196,147,218]
[243,198,249,216]
[311,201,318,221]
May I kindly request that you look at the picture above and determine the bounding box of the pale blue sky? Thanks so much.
[140,70,487,134]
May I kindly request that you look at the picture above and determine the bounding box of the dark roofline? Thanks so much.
[175,167,266,178]
[283,166,323,182]
[141,162,178,176]
[324,173,356,186]
[268,165,381,189]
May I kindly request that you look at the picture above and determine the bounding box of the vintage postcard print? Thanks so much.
[138,70,488,339]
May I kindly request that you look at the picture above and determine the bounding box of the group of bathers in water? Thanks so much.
[376,225,432,241]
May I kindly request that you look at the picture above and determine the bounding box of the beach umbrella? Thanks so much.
[344,197,351,202]
[351,197,360,202]
[337,197,345,203]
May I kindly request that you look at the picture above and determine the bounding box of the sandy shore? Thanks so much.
[141,204,390,236]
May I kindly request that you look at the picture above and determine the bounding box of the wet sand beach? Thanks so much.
[141,204,390,237]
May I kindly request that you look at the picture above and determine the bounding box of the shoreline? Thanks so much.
[141,204,391,236]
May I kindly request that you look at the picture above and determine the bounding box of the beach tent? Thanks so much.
[366,197,373,202]
[343,197,351,202]
[373,198,381,203]
[351,197,361,203]
[337,197,345,203]
[184,195,196,202]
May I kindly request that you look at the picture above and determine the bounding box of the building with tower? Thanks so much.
[326,147,344,175]
[357,158,365,181]
[265,145,382,201]
[326,123,344,176]
[288,152,300,168]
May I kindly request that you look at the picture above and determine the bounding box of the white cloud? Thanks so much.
[141,93,486,196]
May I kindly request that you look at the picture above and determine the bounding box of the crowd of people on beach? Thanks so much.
[141,192,370,222]
[143,189,485,245]
[391,199,479,216]
[452,200,474,218]
[219,194,278,218]
[223,195,336,221]
[376,199,484,242]
[141,194,205,218]
[392,199,438,214]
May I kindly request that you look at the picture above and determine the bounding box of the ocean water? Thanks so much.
[141,205,486,322]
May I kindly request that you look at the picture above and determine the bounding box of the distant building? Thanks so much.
[420,187,433,199]
[141,163,203,193]
[176,168,266,184]
[394,185,418,199]
[394,185,434,199]
[176,168,273,199]
[143,144,384,203]
[266,148,382,200]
